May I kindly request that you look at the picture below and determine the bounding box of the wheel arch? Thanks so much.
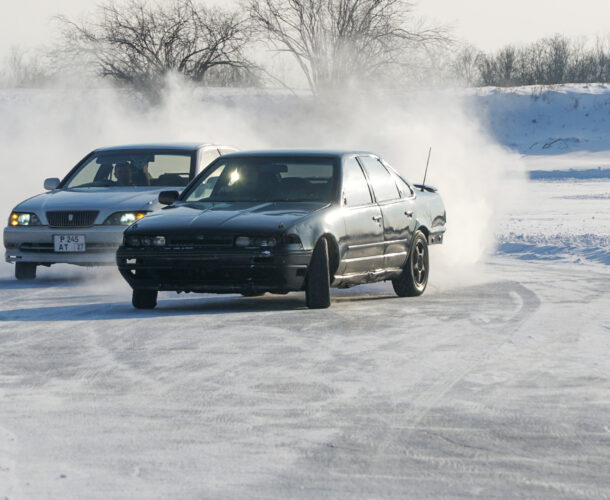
[415,224,430,242]
[312,233,340,280]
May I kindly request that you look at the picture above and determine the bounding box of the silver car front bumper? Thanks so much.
[4,225,126,266]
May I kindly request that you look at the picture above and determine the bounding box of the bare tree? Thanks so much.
[450,45,483,86]
[544,35,570,84]
[57,0,256,90]
[0,46,51,88]
[247,0,449,93]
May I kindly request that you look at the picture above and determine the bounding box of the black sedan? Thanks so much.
[116,150,446,309]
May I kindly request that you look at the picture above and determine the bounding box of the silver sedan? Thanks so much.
[4,142,237,279]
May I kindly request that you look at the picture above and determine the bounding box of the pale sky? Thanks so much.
[0,0,609,59]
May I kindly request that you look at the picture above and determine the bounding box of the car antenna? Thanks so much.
[421,147,432,191]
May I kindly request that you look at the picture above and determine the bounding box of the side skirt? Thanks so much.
[332,267,403,289]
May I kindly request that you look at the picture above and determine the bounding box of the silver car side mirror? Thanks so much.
[44,178,60,190]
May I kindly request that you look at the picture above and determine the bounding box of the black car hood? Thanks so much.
[129,201,330,234]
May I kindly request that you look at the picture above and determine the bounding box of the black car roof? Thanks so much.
[220,149,376,159]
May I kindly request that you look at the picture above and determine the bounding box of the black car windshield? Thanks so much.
[63,150,193,189]
[183,156,339,203]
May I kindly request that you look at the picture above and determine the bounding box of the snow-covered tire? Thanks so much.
[306,238,331,309]
[392,230,429,297]
[15,263,36,280]
[132,289,158,309]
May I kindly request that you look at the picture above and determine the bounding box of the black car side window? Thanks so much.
[343,158,373,206]
[359,156,400,202]
[395,175,414,198]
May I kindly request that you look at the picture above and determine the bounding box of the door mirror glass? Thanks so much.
[159,190,180,205]
[44,178,60,190]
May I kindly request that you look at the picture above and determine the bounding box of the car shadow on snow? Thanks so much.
[0,285,406,321]
[0,294,313,321]
[0,275,96,290]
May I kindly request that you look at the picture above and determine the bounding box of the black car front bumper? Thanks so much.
[116,246,312,294]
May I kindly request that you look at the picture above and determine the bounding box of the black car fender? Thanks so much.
[284,204,344,276]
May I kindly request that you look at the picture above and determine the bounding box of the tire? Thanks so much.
[241,291,265,297]
[306,238,331,309]
[132,289,158,309]
[15,262,36,280]
[392,230,429,297]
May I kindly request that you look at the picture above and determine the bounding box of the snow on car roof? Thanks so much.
[94,142,214,152]
[220,149,376,159]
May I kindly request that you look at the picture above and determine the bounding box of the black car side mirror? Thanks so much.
[159,190,180,205]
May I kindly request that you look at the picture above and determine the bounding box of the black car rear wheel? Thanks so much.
[392,230,429,297]
[306,238,331,309]
[132,289,158,309]
[15,262,36,280]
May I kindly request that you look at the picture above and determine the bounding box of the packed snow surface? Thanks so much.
[0,84,609,498]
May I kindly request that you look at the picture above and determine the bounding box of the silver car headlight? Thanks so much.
[9,212,42,226]
[104,211,148,226]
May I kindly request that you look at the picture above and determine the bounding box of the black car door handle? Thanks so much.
[404,211,413,218]
[372,215,382,222]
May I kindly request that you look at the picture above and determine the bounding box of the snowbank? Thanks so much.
[469,83,610,155]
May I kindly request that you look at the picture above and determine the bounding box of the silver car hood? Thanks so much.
[15,188,165,214]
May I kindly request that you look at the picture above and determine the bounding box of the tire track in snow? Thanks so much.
[284,280,542,487]
[0,425,21,499]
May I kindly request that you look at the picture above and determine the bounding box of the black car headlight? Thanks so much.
[235,236,278,248]
[9,212,42,226]
[124,235,166,247]
[104,211,148,226]
[283,234,303,251]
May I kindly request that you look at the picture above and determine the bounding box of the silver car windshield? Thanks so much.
[183,157,339,203]
[63,151,193,189]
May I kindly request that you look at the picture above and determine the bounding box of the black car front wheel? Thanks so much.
[392,230,429,297]
[15,262,36,280]
[306,238,331,309]
[132,289,158,309]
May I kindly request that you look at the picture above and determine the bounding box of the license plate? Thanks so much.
[54,235,86,252]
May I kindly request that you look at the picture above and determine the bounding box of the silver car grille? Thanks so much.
[46,211,99,228]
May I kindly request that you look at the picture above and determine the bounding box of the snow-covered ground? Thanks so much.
[0,84,609,498]
[470,83,610,154]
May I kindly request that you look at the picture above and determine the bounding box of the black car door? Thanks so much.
[340,157,385,276]
[358,156,414,270]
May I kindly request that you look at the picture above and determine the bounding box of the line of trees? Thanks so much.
[1,0,609,92]
[453,35,610,87]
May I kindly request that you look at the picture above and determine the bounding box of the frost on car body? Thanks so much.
[116,150,447,309]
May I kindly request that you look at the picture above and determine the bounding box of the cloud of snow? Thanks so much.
[0,76,525,286]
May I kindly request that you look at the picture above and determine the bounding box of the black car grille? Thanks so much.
[47,211,99,228]
[139,266,279,285]
[166,235,235,248]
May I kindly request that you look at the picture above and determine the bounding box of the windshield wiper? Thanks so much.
[271,198,318,202]
[69,181,116,188]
